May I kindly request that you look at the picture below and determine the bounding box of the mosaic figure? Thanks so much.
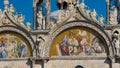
[17,41,27,57]
[0,34,29,58]
[56,29,105,56]
[0,36,7,58]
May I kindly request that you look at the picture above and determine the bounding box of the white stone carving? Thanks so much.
[90,9,97,21]
[0,9,2,16]
[98,16,104,25]
[8,4,15,16]
[112,29,120,56]
[26,22,31,31]
[36,36,45,57]
[85,9,91,17]
[37,10,43,29]
[2,17,10,25]
[3,0,9,10]
[68,3,74,11]
[79,3,85,11]
[17,14,25,27]
[109,8,118,25]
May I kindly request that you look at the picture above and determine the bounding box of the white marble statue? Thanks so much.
[79,3,85,10]
[2,17,10,25]
[112,30,120,56]
[98,16,104,25]
[8,4,15,15]
[85,9,91,17]
[14,14,19,22]
[110,0,120,24]
[36,36,45,57]
[17,14,25,27]
[91,9,97,21]
[109,8,118,25]
[68,3,74,11]
[26,22,31,31]
[37,10,43,29]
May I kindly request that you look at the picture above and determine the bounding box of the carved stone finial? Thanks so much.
[68,3,74,10]
[91,9,97,20]
[0,9,2,16]
[3,0,9,10]
[85,9,91,17]
[17,14,25,27]
[79,3,85,10]
[109,8,118,25]
[8,4,15,15]
[2,17,10,25]
[98,16,104,25]
[26,22,31,31]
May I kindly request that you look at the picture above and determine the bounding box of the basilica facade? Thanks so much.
[0,0,120,68]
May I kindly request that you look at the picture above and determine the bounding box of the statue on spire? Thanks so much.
[3,0,9,10]
[110,0,120,24]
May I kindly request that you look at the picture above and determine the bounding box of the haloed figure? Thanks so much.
[18,41,27,58]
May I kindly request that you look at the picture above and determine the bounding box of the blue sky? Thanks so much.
[0,0,106,27]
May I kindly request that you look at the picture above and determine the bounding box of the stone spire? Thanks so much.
[106,0,110,24]
[3,0,9,10]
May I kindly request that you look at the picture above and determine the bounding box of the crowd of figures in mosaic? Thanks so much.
[52,29,106,56]
[0,34,28,58]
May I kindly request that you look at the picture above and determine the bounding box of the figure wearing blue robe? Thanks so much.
[60,36,68,46]
[20,44,27,57]
[0,43,7,58]
[17,42,27,57]
[110,0,120,24]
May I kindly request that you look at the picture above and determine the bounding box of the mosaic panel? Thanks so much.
[50,28,106,56]
[0,32,32,58]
